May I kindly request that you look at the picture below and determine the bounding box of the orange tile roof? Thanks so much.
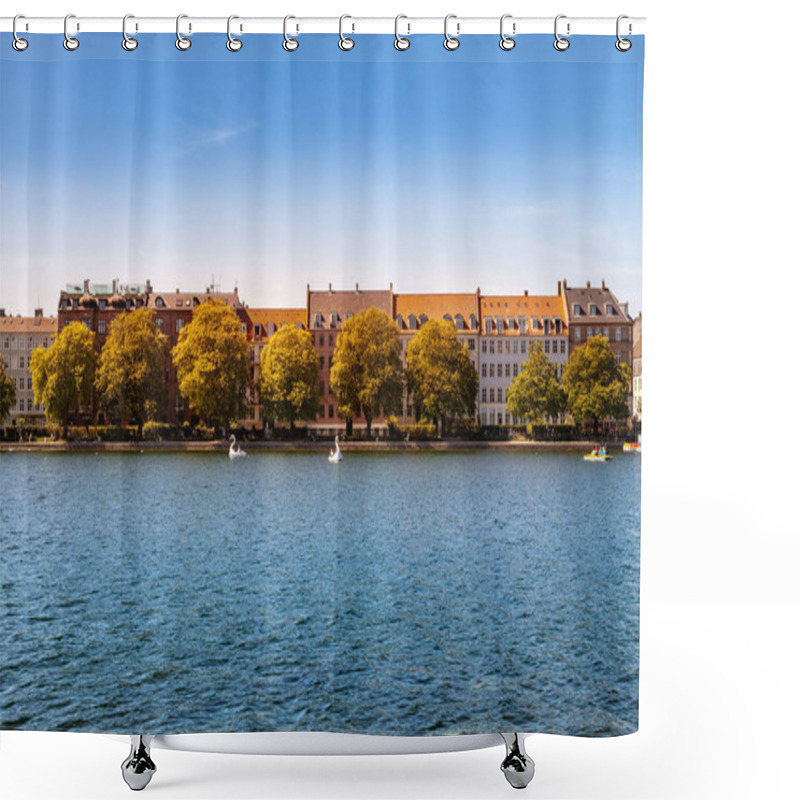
[480,295,567,335]
[247,308,306,331]
[394,293,479,322]
[0,315,58,333]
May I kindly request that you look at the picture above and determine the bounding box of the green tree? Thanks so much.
[30,322,97,438]
[260,325,321,432]
[171,298,250,433]
[330,307,403,437]
[506,343,566,425]
[405,319,478,436]
[0,355,16,425]
[96,307,167,436]
[562,334,632,435]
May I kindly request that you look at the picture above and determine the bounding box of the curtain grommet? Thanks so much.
[394,15,410,51]
[338,15,355,51]
[226,15,243,51]
[553,15,570,51]
[443,14,460,51]
[122,14,138,51]
[12,15,29,51]
[615,15,632,51]
[175,14,191,51]
[283,15,299,52]
[499,14,516,51]
[63,13,79,51]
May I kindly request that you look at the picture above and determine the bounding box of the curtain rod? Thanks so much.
[1,16,645,36]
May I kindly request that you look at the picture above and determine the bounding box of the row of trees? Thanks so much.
[23,299,630,438]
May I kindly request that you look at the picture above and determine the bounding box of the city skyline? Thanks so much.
[1,33,642,318]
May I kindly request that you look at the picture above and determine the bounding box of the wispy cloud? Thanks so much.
[178,121,258,157]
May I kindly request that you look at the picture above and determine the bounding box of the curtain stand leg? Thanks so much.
[121,735,157,791]
[500,732,535,789]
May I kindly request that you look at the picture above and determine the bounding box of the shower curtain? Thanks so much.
[0,25,643,745]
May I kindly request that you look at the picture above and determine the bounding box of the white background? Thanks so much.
[2,1,798,798]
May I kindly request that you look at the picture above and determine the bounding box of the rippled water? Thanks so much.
[0,450,639,736]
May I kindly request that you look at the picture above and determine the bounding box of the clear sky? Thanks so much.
[0,33,643,316]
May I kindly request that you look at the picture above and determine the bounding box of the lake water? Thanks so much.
[0,450,639,737]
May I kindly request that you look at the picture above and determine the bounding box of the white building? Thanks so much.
[0,309,58,424]
[478,293,569,426]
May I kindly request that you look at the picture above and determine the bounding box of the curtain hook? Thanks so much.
[122,15,138,51]
[394,15,410,51]
[339,14,354,51]
[63,13,79,51]
[443,14,460,51]
[283,15,299,51]
[553,14,570,51]
[499,14,516,51]
[12,14,28,51]
[616,15,632,51]
[176,14,191,50]
[227,15,243,51]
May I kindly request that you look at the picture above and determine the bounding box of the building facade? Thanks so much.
[57,279,245,423]
[479,293,569,426]
[0,309,58,424]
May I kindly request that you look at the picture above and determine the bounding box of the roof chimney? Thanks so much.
[35,308,43,318]
[176,288,180,294]
[0,309,5,317]
[328,283,332,293]
[146,279,152,294]
[586,280,591,288]
[84,278,90,293]
[355,283,359,293]
[562,278,568,290]
[601,279,606,291]
[524,289,528,296]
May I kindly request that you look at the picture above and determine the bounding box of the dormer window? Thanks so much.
[496,317,505,335]
[313,312,322,328]
[267,322,276,337]
[330,312,339,329]
[408,314,418,331]
[484,318,493,334]
[345,311,354,320]
[396,315,404,329]
[155,297,166,308]
[555,318,563,334]
[518,316,527,333]
[61,299,70,311]
[589,303,600,316]
[98,299,107,310]
[193,297,200,307]
[572,303,581,317]
[419,314,428,326]
[469,314,478,331]
[176,298,183,307]
[605,303,615,316]
[454,314,464,330]
[72,299,79,310]
[136,298,143,308]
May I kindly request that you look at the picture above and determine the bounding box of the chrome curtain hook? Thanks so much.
[227,15,243,51]
[12,14,28,51]
[63,13,79,51]
[394,14,410,50]
[176,14,191,50]
[443,14,460,51]
[283,15,299,51]
[616,14,632,51]
[122,14,138,51]
[339,14,354,51]
[499,14,516,51]
[553,14,570,51]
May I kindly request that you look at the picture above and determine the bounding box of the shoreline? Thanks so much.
[1,439,620,453]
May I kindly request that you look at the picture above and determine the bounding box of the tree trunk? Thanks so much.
[346,417,353,437]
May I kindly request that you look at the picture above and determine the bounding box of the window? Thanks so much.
[396,315,404,329]
[616,327,622,342]
[408,315,417,330]
[27,398,32,411]
[521,341,527,354]
[505,341,510,354]
[98,320,106,335]
[328,404,334,418]
[83,318,92,331]
[616,353,622,364]
[481,388,487,403]
[505,364,510,378]
[155,318,164,332]
[329,334,334,347]
[455,314,465,330]
[513,364,518,378]
[319,405,325,418]
[2,337,7,349]
[481,340,487,353]
[320,381,325,396]
[98,299,107,310]
[314,312,322,328]
[18,399,24,411]
[468,338,475,351]
[497,412,503,425]
[489,411,495,425]
[561,340,566,354]
[484,318,493,334]
[606,303,615,316]
[572,303,581,317]
[481,364,487,377]
[176,318,185,332]
[575,328,581,342]
[469,314,478,331]
[328,355,333,368]
[544,341,550,354]
[603,328,610,339]
[498,388,504,403]
[518,316,527,333]
[543,319,551,336]
[27,377,32,390]
[19,356,25,369]
[513,341,518,354]
[489,340,495,355]
[319,357,325,370]
[489,388,495,402]
[310,333,315,345]
[155,297,166,308]
[555,319,563,334]
[489,364,495,378]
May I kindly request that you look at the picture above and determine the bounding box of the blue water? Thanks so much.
[0,451,639,736]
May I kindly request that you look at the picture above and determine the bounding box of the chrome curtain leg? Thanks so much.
[500,732,535,789]
[121,735,157,791]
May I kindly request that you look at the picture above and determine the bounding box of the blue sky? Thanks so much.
[0,33,643,315]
